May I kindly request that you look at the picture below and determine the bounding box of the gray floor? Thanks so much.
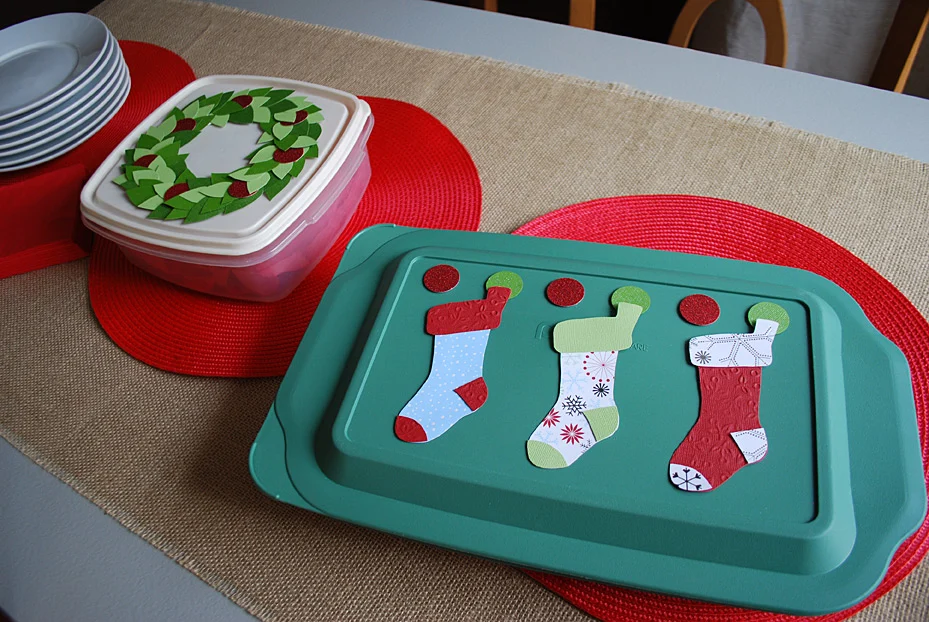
[5,1,929,620]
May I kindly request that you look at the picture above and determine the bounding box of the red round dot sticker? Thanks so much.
[546,278,584,307]
[423,264,460,293]
[679,294,720,326]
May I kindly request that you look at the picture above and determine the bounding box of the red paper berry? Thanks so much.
[546,278,584,307]
[273,147,304,163]
[134,154,157,167]
[172,118,196,132]
[163,182,189,201]
[679,294,720,326]
[423,264,459,293]
[228,180,255,198]
[232,95,253,108]
[281,110,308,126]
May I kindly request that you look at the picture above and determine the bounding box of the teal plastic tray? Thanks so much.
[249,225,926,614]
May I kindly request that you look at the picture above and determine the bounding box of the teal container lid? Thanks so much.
[250,224,926,614]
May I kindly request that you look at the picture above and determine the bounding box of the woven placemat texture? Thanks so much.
[2,0,928,619]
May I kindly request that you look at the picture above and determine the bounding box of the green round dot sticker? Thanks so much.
[611,286,650,313]
[486,271,523,298]
[747,302,790,334]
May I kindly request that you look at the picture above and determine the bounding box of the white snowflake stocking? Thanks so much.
[527,295,646,469]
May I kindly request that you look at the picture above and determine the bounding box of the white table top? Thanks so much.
[4,2,928,620]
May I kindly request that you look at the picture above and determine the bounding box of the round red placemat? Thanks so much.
[0,41,195,278]
[514,195,929,621]
[89,97,481,377]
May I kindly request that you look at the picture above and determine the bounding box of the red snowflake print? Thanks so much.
[542,410,560,428]
[584,351,617,383]
[560,423,584,445]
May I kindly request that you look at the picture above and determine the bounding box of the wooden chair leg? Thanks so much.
[569,0,596,29]
[470,0,498,11]
[870,0,929,92]
[669,0,787,67]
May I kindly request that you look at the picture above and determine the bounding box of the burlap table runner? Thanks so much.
[3,0,929,619]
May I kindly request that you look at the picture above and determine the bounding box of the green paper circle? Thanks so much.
[486,271,523,298]
[611,286,650,313]
[747,302,790,333]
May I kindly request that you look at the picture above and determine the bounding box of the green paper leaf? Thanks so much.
[252,106,271,123]
[138,195,165,211]
[305,105,322,115]
[222,192,261,215]
[148,116,177,141]
[177,169,196,184]
[250,96,269,108]
[214,102,241,116]
[168,107,185,121]
[164,208,189,221]
[221,192,237,206]
[137,134,158,149]
[290,157,306,178]
[278,133,299,151]
[127,185,158,207]
[148,205,172,220]
[249,87,273,97]
[290,135,316,149]
[196,103,214,118]
[265,89,292,104]
[268,99,296,114]
[247,173,271,194]
[249,144,276,164]
[271,162,292,179]
[113,174,128,186]
[263,175,289,201]
[152,138,175,153]
[274,109,297,123]
[305,144,319,159]
[132,169,161,183]
[166,195,196,210]
[272,123,292,140]
[229,167,253,182]
[182,100,199,117]
[188,177,211,189]
[200,182,232,198]
[211,114,229,128]
[258,131,273,142]
[153,182,172,197]
[156,166,176,184]
[229,108,254,124]
[180,188,205,202]
[308,123,322,140]
[247,160,278,175]
[305,111,324,124]
[168,130,198,147]
[201,196,224,214]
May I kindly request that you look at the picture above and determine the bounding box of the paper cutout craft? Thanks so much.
[669,301,789,492]
[114,88,324,223]
[423,264,459,293]
[546,278,584,307]
[485,270,523,298]
[394,272,521,443]
[679,294,720,326]
[527,286,649,469]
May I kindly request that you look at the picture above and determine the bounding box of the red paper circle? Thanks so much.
[679,294,720,326]
[423,264,460,293]
[546,277,584,307]
[89,97,481,377]
[515,195,929,622]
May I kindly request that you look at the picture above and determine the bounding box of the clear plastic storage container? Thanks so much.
[81,75,373,302]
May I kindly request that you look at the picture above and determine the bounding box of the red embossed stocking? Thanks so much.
[669,313,786,492]
[394,285,514,443]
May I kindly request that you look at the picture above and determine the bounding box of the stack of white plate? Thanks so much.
[0,14,130,173]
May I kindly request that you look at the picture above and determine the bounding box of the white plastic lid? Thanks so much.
[81,75,371,256]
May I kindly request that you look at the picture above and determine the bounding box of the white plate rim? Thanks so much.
[0,70,130,171]
[0,40,124,148]
[0,14,111,122]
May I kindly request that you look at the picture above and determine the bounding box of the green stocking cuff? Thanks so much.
[553,302,642,353]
